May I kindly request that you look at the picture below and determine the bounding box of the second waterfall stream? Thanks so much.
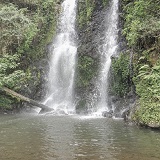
[43,0,78,114]
[91,0,119,115]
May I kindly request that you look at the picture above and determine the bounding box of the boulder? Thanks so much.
[102,110,113,118]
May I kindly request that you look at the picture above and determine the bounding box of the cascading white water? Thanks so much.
[44,0,78,114]
[94,0,119,114]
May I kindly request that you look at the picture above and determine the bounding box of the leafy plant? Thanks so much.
[0,4,38,55]
[133,60,160,125]
[0,95,13,109]
[77,56,97,88]
[0,54,25,89]
[122,0,160,47]
[111,53,131,97]
[0,0,60,109]
[78,0,95,28]
[122,0,160,127]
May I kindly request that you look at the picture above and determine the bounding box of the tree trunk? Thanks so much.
[1,87,53,112]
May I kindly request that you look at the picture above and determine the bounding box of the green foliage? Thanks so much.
[1,0,39,5]
[1,0,59,59]
[0,0,60,110]
[134,100,160,126]
[122,0,160,47]
[133,60,160,125]
[0,95,13,109]
[77,56,97,88]
[134,63,160,100]
[78,0,95,28]
[23,0,60,60]
[78,0,109,28]
[0,54,25,88]
[111,53,131,97]
[102,0,109,6]
[122,0,160,127]
[0,4,38,55]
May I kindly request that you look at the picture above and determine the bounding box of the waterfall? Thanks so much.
[94,0,119,114]
[44,0,78,114]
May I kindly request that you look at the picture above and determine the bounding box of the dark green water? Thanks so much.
[0,114,160,160]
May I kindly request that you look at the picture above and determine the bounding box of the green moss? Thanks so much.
[76,99,87,113]
[122,0,160,47]
[111,53,131,97]
[133,100,160,127]
[102,0,109,6]
[0,95,13,109]
[78,0,109,29]
[76,55,98,88]
[78,0,95,28]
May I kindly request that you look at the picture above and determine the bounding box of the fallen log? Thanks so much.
[1,87,53,112]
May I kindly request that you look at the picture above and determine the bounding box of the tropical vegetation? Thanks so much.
[121,0,160,126]
[0,0,60,109]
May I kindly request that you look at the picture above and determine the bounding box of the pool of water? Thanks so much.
[0,114,160,160]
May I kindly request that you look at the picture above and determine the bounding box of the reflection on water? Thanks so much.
[0,114,160,160]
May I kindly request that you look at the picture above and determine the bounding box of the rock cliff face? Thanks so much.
[75,0,110,113]
[76,0,137,117]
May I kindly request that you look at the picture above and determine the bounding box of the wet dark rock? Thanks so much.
[102,110,113,118]
[148,123,160,129]
[76,1,109,111]
[20,58,49,102]
[121,108,130,121]
[108,92,137,120]
[39,108,54,114]
[56,109,68,115]
[111,96,119,103]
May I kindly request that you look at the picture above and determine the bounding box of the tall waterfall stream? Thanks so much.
[43,0,77,114]
[89,0,119,116]
[97,0,119,111]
